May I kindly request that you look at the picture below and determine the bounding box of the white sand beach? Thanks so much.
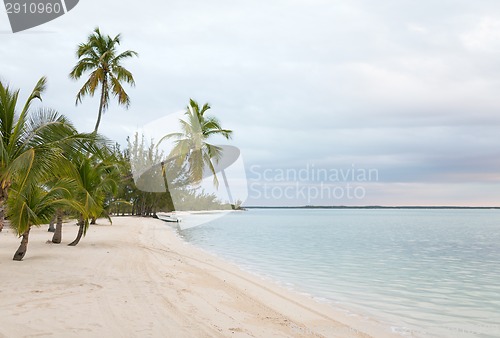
[0,217,399,338]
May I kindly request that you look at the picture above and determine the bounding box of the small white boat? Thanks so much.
[156,212,181,223]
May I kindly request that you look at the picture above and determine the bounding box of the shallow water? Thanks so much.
[176,209,500,337]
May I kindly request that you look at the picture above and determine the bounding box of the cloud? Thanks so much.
[461,17,500,52]
[407,23,428,34]
[1,0,500,205]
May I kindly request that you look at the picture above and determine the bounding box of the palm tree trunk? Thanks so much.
[94,80,106,133]
[13,227,31,261]
[90,217,96,225]
[160,161,176,212]
[0,207,4,232]
[221,169,235,210]
[52,209,63,244]
[48,214,56,232]
[0,184,9,232]
[68,215,85,246]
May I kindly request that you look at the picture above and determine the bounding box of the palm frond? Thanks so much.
[111,66,135,86]
[0,82,19,153]
[113,50,139,64]
[157,132,184,146]
[110,76,130,107]
[69,58,98,80]
[75,70,102,104]
[10,77,46,152]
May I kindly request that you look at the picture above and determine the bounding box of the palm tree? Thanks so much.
[68,154,119,246]
[1,78,69,232]
[47,156,102,244]
[158,99,233,208]
[8,179,77,260]
[69,27,138,133]
[0,78,46,232]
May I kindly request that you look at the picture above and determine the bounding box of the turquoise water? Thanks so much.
[176,209,500,337]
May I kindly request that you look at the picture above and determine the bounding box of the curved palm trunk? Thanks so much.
[161,161,176,212]
[221,169,235,210]
[93,80,107,133]
[68,215,85,246]
[51,209,63,244]
[13,227,31,261]
[48,214,56,232]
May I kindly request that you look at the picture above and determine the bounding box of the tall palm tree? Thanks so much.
[69,27,138,133]
[158,99,233,199]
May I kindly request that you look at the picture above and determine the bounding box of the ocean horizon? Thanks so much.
[174,208,500,338]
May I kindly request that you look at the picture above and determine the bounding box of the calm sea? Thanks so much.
[175,209,500,337]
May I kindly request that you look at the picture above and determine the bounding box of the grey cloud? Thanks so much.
[1,0,500,205]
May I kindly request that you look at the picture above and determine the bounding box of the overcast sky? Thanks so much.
[1,0,500,206]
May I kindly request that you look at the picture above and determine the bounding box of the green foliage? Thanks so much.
[171,187,232,211]
[7,179,78,235]
[158,99,233,188]
[0,77,107,239]
[69,27,138,133]
[70,153,119,233]
[109,133,231,216]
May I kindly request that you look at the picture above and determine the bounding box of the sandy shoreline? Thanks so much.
[0,216,399,337]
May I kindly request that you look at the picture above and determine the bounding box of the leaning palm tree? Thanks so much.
[68,154,119,246]
[69,27,138,133]
[48,154,117,246]
[158,99,233,209]
[8,179,79,260]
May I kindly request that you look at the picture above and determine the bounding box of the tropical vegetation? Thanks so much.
[159,99,233,187]
[0,77,106,259]
[1,29,236,261]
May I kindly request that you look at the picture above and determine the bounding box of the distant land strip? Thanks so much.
[244,206,500,209]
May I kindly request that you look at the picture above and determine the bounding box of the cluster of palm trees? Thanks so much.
[0,27,136,260]
[1,27,234,261]
[0,77,118,260]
